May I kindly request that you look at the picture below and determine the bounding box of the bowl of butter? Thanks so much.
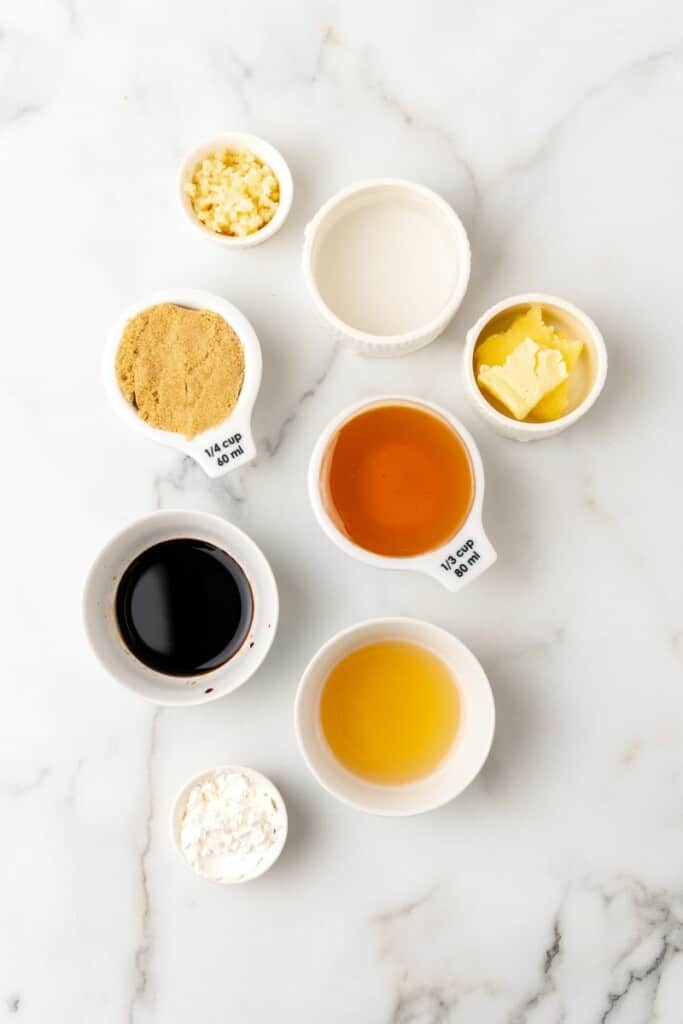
[464,293,607,441]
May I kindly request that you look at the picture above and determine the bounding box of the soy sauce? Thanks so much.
[115,539,253,676]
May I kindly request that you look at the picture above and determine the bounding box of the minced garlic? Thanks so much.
[184,149,280,237]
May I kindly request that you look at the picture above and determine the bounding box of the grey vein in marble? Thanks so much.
[5,4,683,1020]
[312,28,480,217]
[261,341,338,459]
[493,44,683,187]
[595,876,683,1023]
[510,914,563,1024]
[204,37,253,116]
[127,708,161,1024]
[1,766,51,797]
[152,456,197,509]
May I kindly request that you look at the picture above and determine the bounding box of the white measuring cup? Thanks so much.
[103,288,262,478]
[308,396,497,593]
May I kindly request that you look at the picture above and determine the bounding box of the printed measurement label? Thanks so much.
[203,433,246,469]
[440,538,481,578]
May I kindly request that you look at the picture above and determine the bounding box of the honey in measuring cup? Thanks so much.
[320,402,474,557]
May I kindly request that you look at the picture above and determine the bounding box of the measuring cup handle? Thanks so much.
[184,418,257,479]
[425,526,497,593]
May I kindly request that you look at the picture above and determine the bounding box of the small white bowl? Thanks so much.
[464,293,608,441]
[295,618,495,816]
[171,765,288,884]
[104,288,262,478]
[308,395,496,593]
[303,178,470,357]
[83,510,279,706]
[177,132,293,248]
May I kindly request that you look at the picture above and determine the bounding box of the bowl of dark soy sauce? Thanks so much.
[83,511,279,705]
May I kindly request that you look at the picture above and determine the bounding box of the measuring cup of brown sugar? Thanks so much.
[104,288,262,478]
[308,396,496,592]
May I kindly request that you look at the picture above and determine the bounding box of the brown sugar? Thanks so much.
[116,303,245,439]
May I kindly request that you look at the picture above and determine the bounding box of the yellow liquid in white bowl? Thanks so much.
[320,640,461,785]
[313,190,459,336]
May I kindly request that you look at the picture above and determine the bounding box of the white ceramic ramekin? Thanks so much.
[303,179,471,357]
[83,510,279,706]
[170,765,288,884]
[308,395,496,593]
[295,618,495,816]
[104,288,262,478]
[177,132,293,248]
[464,293,608,441]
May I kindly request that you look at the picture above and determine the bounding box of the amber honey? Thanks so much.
[320,640,461,785]
[321,403,474,557]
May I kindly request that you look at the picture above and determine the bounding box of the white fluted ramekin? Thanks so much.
[464,293,608,441]
[303,179,470,357]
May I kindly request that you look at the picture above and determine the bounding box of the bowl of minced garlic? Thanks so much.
[178,132,293,247]
[105,289,263,478]
[464,294,607,441]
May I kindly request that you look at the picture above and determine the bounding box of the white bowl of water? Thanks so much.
[303,178,470,357]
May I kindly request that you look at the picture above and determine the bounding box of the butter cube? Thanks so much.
[477,337,568,421]
[474,305,584,422]
[532,335,583,421]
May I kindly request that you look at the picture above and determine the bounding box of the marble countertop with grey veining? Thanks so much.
[3,2,683,1021]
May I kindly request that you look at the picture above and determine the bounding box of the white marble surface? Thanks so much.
[3,2,683,1021]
